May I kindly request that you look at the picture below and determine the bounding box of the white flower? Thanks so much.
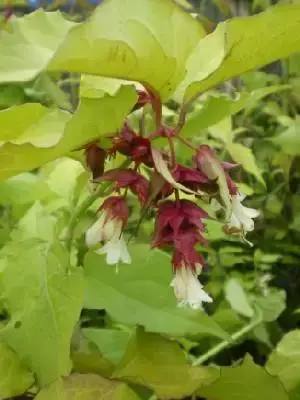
[86,210,122,248]
[86,211,131,265]
[171,267,212,310]
[96,233,131,265]
[229,192,259,233]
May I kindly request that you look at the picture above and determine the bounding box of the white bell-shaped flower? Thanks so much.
[229,192,259,233]
[171,267,212,310]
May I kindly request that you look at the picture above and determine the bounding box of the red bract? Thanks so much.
[131,90,152,112]
[100,169,149,205]
[85,143,106,180]
[152,200,208,248]
[172,248,206,272]
[112,124,153,167]
[194,144,238,195]
[99,196,129,227]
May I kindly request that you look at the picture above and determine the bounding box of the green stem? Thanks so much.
[65,182,111,251]
[192,308,263,366]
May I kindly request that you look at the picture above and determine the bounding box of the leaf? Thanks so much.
[0,85,136,181]
[180,85,290,138]
[80,75,142,99]
[253,290,286,322]
[199,355,289,400]
[267,330,300,394]
[0,341,34,398]
[224,278,254,318]
[271,122,300,155]
[83,328,131,364]
[179,4,300,102]
[113,328,218,399]
[0,203,84,386]
[35,374,141,400]
[84,245,228,339]
[227,142,265,186]
[0,103,70,148]
[48,0,206,100]
[0,10,75,83]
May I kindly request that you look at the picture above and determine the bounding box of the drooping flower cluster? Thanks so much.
[84,87,259,309]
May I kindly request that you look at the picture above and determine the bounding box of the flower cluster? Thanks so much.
[84,88,259,309]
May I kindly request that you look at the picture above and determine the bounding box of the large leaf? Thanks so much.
[266,330,300,395]
[47,0,205,100]
[0,203,84,386]
[113,328,218,399]
[0,341,34,398]
[0,10,74,83]
[224,278,254,319]
[35,374,140,400]
[199,355,289,400]
[84,245,227,339]
[177,4,300,102]
[0,85,136,181]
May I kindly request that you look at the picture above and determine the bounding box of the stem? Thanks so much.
[192,308,263,366]
[175,135,198,152]
[65,181,111,251]
[168,136,176,168]
[175,105,188,135]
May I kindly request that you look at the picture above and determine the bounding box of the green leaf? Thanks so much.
[179,4,300,102]
[113,328,218,399]
[0,341,34,398]
[224,278,254,318]
[48,0,206,100]
[83,328,131,364]
[0,85,136,181]
[180,86,290,138]
[267,330,300,394]
[227,142,265,186]
[35,374,141,400]
[84,245,228,339]
[0,10,75,83]
[271,122,300,155]
[253,290,286,322]
[0,103,70,147]
[199,355,289,400]
[0,203,84,386]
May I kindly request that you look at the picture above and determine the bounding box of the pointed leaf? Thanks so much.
[48,0,206,99]
[199,355,289,400]
[0,203,84,386]
[180,4,300,102]
[267,330,300,394]
[35,374,141,400]
[0,85,136,181]
[0,341,34,398]
[224,278,254,319]
[113,328,218,399]
[84,245,228,339]
[0,9,74,83]
[227,142,265,186]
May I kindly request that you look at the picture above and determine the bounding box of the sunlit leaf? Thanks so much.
[271,122,300,155]
[0,203,84,386]
[179,4,300,102]
[84,245,228,339]
[0,341,34,398]
[0,10,74,83]
[0,86,136,181]
[48,0,206,100]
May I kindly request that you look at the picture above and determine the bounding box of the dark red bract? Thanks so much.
[100,196,129,227]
